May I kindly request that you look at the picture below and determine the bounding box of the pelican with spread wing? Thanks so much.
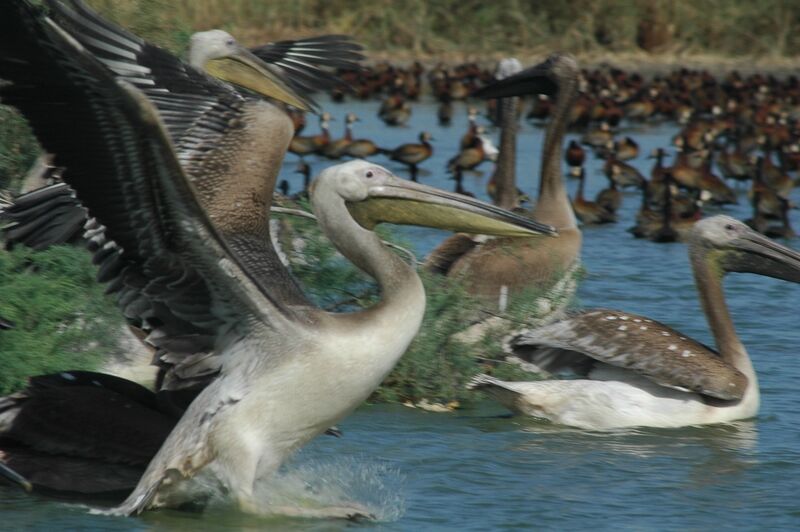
[0,0,553,516]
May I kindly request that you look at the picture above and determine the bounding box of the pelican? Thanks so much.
[2,0,363,252]
[425,54,582,308]
[469,216,800,430]
[0,1,554,516]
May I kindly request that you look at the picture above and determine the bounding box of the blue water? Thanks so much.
[3,96,800,530]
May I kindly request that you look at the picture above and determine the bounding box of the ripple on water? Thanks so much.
[4,97,800,530]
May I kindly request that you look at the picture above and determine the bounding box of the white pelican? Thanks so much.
[469,216,800,430]
[0,0,554,517]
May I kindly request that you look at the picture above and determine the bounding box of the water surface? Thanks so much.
[3,97,799,530]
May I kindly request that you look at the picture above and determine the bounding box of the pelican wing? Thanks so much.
[423,233,478,275]
[0,2,299,391]
[251,34,364,94]
[1,183,87,250]
[45,0,252,148]
[507,309,748,400]
[12,1,311,300]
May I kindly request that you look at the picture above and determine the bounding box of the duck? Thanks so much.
[387,132,434,182]
[572,168,616,224]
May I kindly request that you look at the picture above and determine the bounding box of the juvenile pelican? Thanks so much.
[425,54,581,307]
[2,0,363,252]
[0,1,554,515]
[469,216,800,430]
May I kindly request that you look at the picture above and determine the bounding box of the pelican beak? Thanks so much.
[204,46,312,111]
[348,176,557,237]
[472,59,557,99]
[723,228,800,282]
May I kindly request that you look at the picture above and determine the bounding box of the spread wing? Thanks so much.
[2,0,329,400]
[251,34,365,95]
[0,2,303,400]
[1,183,87,250]
[506,308,748,400]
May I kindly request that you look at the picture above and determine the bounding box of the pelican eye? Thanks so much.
[226,39,235,46]
[366,171,374,178]
[725,223,735,231]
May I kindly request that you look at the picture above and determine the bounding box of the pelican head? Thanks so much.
[693,216,800,282]
[313,161,556,237]
[472,53,578,99]
[189,29,312,111]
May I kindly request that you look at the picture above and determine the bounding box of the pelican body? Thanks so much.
[426,54,581,307]
[0,0,553,515]
[470,216,800,430]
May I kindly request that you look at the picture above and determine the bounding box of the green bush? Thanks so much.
[276,205,580,405]
[0,108,40,194]
[0,246,124,394]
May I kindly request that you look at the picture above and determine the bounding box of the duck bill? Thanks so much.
[724,230,800,282]
[472,60,557,99]
[347,178,557,237]
[204,47,312,111]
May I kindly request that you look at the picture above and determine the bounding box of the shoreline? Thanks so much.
[360,49,799,76]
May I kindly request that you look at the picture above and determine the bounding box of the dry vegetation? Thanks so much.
[86,0,800,60]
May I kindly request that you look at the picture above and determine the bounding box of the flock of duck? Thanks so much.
[0,0,799,521]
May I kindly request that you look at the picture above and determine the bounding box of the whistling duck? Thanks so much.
[388,132,434,182]
[604,154,645,188]
[448,130,488,175]
[596,175,622,215]
[581,121,613,148]
[572,168,616,224]
[565,139,585,173]
[437,95,453,126]
[459,107,480,150]
[378,90,411,126]
[321,112,357,159]
[614,136,639,161]
[289,112,331,158]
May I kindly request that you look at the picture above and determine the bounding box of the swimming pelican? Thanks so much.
[0,1,554,515]
[425,54,582,308]
[469,215,800,430]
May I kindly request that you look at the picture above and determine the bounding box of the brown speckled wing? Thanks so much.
[508,308,748,400]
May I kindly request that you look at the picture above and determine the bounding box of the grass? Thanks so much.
[276,205,579,405]
[84,0,800,59]
[0,204,574,402]
[0,246,125,394]
[0,108,40,194]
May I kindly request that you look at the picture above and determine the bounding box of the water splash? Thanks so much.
[250,456,406,522]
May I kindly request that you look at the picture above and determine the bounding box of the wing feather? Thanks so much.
[0,2,297,379]
[507,308,748,400]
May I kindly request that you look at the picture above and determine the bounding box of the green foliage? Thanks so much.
[276,204,580,405]
[0,246,124,394]
[275,202,380,310]
[372,273,484,404]
[0,107,40,194]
